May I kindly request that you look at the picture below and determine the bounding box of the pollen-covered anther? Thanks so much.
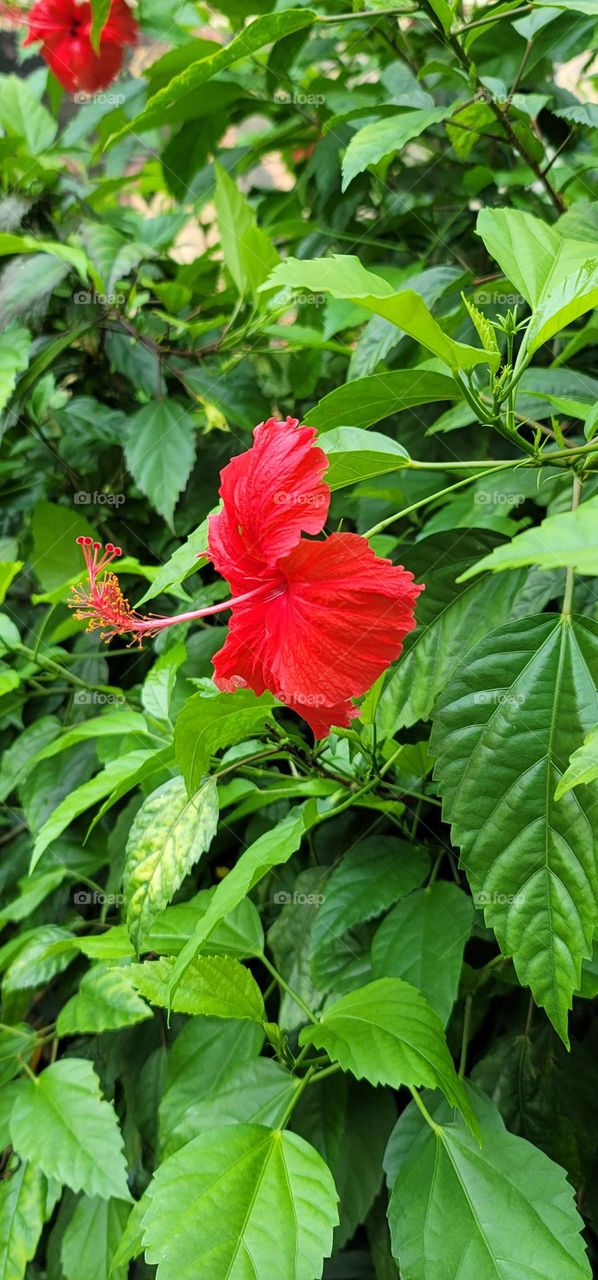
[69,538,139,643]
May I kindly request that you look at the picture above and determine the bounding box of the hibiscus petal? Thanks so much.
[208,417,330,593]
[212,532,423,736]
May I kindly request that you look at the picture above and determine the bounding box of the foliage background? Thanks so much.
[1,0,598,1275]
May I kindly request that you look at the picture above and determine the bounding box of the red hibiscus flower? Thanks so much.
[70,417,422,738]
[17,0,137,94]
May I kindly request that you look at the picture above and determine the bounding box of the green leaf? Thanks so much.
[555,724,598,799]
[0,1023,37,1086]
[387,1092,591,1279]
[342,106,456,191]
[174,689,276,794]
[475,208,595,307]
[112,10,317,140]
[377,531,528,735]
[159,1017,264,1140]
[30,747,164,869]
[458,497,598,579]
[528,260,598,353]
[310,837,430,990]
[146,890,264,959]
[215,163,279,298]
[431,614,598,1041]
[321,428,410,489]
[167,806,307,997]
[0,233,88,282]
[56,964,152,1036]
[0,1162,48,1280]
[0,324,31,413]
[299,977,477,1133]
[25,710,150,769]
[0,561,23,604]
[61,1195,131,1280]
[371,883,474,1023]
[31,500,96,592]
[140,1124,338,1280]
[125,401,196,531]
[128,954,265,1020]
[10,1059,130,1200]
[141,642,187,726]
[123,776,219,951]
[0,76,57,155]
[89,0,111,51]
[267,256,496,371]
[305,368,459,432]
[162,1057,298,1157]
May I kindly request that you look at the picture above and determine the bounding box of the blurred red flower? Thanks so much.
[70,418,423,738]
[21,0,137,93]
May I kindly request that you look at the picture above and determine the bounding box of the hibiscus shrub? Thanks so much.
[2,0,598,1276]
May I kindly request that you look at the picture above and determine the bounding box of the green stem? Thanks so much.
[562,474,583,619]
[363,463,516,538]
[453,4,532,33]
[459,993,473,1078]
[259,955,318,1024]
[409,1086,441,1133]
[278,1067,316,1130]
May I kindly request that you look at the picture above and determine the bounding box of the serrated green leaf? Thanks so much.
[310,837,430,990]
[140,1124,338,1280]
[555,723,598,799]
[299,977,477,1133]
[475,208,594,306]
[30,747,164,870]
[371,882,474,1023]
[10,1059,130,1200]
[135,519,210,607]
[167,806,307,997]
[56,964,152,1036]
[123,776,219,951]
[125,401,196,531]
[128,954,265,1020]
[162,1057,298,1157]
[159,1017,264,1141]
[215,163,279,298]
[431,614,598,1040]
[61,1195,131,1280]
[376,531,528,735]
[528,260,598,354]
[342,106,456,191]
[174,689,276,794]
[387,1091,591,1279]
[461,292,499,353]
